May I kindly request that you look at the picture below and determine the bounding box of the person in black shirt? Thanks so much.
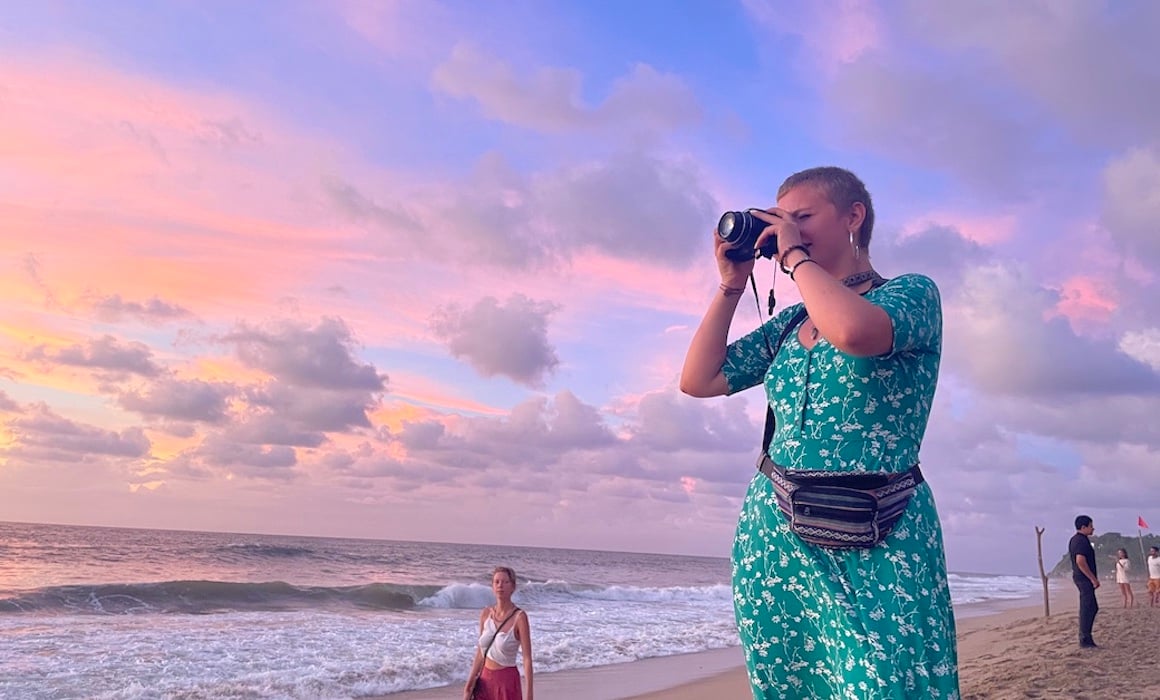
[1068,514,1100,648]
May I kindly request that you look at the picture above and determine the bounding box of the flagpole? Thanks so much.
[1141,516,1152,567]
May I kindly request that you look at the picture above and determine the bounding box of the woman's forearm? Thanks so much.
[466,650,483,682]
[784,253,892,357]
[680,287,743,397]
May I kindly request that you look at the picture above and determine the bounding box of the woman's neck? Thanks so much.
[827,255,873,280]
[820,256,876,291]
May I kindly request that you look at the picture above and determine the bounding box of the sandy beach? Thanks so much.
[954,591,1160,700]
[630,584,1160,700]
[384,583,1160,699]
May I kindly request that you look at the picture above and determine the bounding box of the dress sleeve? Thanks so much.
[720,304,802,396]
[873,273,942,358]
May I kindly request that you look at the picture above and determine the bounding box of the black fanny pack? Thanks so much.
[758,455,923,549]
[751,300,921,549]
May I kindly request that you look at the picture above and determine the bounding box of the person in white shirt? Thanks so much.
[1112,548,1135,608]
[1148,546,1160,608]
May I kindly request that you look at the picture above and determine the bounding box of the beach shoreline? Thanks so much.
[625,583,1160,700]
[379,583,1159,700]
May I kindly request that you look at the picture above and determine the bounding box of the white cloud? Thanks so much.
[1119,328,1160,372]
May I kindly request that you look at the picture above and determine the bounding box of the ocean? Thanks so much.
[1,522,1044,699]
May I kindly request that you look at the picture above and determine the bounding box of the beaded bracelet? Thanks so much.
[778,245,810,274]
[788,257,818,281]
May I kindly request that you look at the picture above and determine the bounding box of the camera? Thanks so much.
[717,210,777,262]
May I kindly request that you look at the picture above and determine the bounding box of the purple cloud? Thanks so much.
[24,335,161,377]
[224,318,386,391]
[87,294,193,324]
[118,377,234,423]
[4,404,150,460]
[431,294,560,387]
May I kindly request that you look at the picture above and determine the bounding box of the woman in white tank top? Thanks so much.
[1113,549,1135,608]
[463,566,534,700]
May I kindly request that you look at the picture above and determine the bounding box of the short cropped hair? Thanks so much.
[1074,515,1093,530]
[778,166,876,247]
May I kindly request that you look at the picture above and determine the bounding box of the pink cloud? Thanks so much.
[1047,275,1119,330]
[743,0,883,75]
[899,211,1018,246]
[680,476,698,495]
[334,0,452,60]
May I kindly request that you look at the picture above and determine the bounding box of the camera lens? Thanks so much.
[718,211,759,261]
[717,212,741,243]
[717,210,777,261]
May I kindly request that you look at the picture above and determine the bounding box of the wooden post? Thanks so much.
[1139,529,1148,572]
[1035,526,1050,617]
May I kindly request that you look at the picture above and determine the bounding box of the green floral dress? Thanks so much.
[721,273,959,699]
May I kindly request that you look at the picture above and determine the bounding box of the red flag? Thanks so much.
[1141,516,1151,529]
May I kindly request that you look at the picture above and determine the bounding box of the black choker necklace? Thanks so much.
[766,268,885,315]
[842,270,884,288]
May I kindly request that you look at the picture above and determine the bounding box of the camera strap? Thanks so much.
[761,306,809,455]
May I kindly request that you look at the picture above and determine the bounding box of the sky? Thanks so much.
[2,0,1158,576]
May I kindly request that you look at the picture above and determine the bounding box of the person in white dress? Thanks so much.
[1112,548,1135,608]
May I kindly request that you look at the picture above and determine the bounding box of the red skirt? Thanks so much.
[473,666,522,700]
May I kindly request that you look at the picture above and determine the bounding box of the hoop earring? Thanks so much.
[849,229,862,261]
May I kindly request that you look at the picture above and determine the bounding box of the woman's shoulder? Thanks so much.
[882,272,939,293]
[876,273,942,308]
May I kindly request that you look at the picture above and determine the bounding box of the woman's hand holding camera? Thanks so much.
[714,229,755,290]
[749,208,806,268]
[714,207,808,294]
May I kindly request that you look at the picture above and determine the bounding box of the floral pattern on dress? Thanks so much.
[722,273,960,699]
